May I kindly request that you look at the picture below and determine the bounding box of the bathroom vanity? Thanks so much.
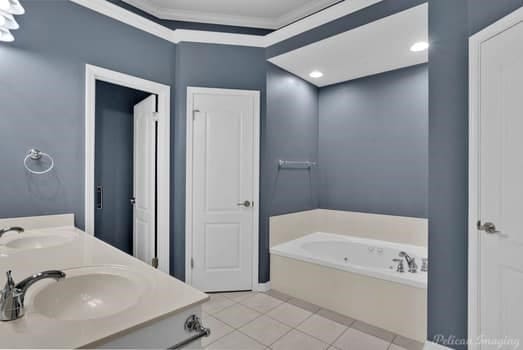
[0,214,209,349]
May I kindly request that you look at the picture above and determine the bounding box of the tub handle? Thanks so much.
[392,258,405,273]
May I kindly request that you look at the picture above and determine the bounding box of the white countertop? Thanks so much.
[0,226,209,348]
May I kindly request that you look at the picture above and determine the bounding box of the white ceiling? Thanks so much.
[269,3,428,87]
[122,0,341,29]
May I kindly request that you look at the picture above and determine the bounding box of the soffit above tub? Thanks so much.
[122,0,342,29]
[268,3,428,87]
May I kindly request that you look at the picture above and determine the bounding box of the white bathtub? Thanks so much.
[270,232,427,289]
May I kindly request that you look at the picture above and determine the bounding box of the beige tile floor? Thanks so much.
[194,290,424,350]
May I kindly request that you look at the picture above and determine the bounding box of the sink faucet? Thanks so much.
[399,251,418,273]
[0,270,66,321]
[0,227,24,238]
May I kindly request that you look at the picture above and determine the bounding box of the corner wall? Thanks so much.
[0,1,175,230]
[261,63,320,282]
[173,42,268,279]
[427,0,522,348]
[318,64,428,219]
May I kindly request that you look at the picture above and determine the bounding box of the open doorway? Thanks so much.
[85,64,171,274]
[94,81,151,259]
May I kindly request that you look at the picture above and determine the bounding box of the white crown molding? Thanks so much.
[69,0,382,48]
[172,29,266,47]
[122,0,341,30]
[274,0,340,28]
[123,0,278,29]
[70,0,176,42]
[264,0,383,46]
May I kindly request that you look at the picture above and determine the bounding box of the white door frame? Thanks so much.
[185,87,261,291]
[85,64,171,274]
[468,7,523,349]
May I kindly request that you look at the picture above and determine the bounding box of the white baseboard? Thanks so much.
[253,281,271,292]
[424,341,453,350]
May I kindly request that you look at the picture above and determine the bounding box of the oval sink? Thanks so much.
[1,231,76,251]
[6,235,72,249]
[31,266,148,321]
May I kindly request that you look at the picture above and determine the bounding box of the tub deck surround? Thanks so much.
[269,210,428,342]
[0,221,208,348]
[271,232,427,289]
[271,255,427,342]
[270,209,428,247]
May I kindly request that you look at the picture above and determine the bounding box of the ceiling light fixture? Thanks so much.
[0,0,24,43]
[309,70,324,78]
[0,0,9,12]
[0,0,24,15]
[0,27,14,42]
[0,11,19,29]
[410,41,429,52]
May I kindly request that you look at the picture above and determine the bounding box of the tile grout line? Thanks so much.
[208,292,413,350]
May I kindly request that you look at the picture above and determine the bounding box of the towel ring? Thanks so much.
[23,149,54,175]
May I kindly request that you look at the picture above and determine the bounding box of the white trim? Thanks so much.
[85,64,171,274]
[263,0,383,46]
[122,0,278,29]
[185,87,261,291]
[70,0,176,43]
[468,6,523,350]
[253,282,271,293]
[122,0,340,30]
[69,0,382,48]
[171,29,265,47]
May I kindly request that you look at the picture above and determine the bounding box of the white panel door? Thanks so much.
[479,21,523,349]
[190,89,258,292]
[133,95,156,266]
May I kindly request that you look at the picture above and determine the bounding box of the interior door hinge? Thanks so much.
[191,258,194,269]
[193,109,200,120]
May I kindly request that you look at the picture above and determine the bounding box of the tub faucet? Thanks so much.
[399,252,418,273]
[0,227,24,238]
[0,270,66,321]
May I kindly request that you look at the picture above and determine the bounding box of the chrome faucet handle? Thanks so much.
[392,258,405,273]
[0,227,24,238]
[421,258,428,272]
[408,257,418,273]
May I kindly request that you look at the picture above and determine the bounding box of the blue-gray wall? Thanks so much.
[428,0,522,348]
[172,42,268,279]
[0,1,175,230]
[318,64,428,218]
[261,63,319,282]
[94,81,149,255]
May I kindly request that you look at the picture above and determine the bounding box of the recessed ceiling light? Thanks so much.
[410,41,429,52]
[309,70,323,78]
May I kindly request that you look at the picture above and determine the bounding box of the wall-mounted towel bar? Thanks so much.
[278,160,316,169]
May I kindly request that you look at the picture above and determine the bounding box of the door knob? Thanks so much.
[130,197,136,205]
[237,200,252,208]
[477,221,500,234]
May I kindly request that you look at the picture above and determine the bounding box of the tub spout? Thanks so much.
[399,252,418,273]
